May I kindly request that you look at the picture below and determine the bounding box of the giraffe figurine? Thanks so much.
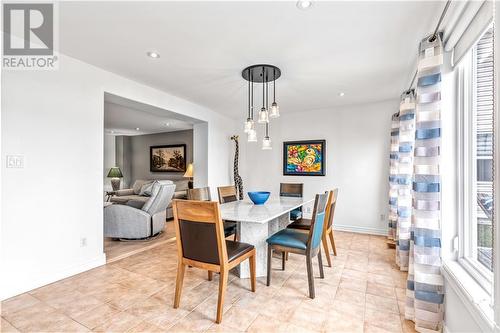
[230,135,244,200]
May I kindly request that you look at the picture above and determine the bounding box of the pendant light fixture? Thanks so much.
[247,129,257,142]
[269,68,280,118]
[244,70,254,133]
[262,78,272,149]
[262,123,272,150]
[242,64,281,146]
[247,73,257,141]
[257,66,269,123]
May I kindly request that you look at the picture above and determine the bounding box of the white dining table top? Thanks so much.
[219,197,314,224]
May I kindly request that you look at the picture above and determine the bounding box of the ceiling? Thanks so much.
[104,93,198,136]
[60,1,443,119]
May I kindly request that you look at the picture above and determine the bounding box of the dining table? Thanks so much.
[219,196,314,278]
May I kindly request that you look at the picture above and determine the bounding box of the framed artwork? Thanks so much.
[283,140,326,176]
[150,144,186,172]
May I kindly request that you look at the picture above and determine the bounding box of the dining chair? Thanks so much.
[172,199,256,324]
[280,183,304,221]
[187,187,237,241]
[287,189,339,267]
[217,185,238,203]
[217,185,238,240]
[187,187,211,201]
[266,192,328,298]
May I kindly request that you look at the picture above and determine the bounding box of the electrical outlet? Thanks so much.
[6,155,24,168]
[380,214,386,221]
[306,207,312,214]
[80,237,87,247]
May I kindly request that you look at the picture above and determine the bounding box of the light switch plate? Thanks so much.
[6,155,24,168]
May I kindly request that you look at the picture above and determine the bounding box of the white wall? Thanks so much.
[444,284,483,333]
[103,134,116,191]
[1,53,235,300]
[125,130,194,182]
[240,99,398,235]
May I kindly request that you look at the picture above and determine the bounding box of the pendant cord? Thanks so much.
[251,72,254,119]
[265,72,268,109]
[266,82,269,110]
[265,71,270,138]
[247,69,250,119]
[273,68,276,103]
[262,66,265,109]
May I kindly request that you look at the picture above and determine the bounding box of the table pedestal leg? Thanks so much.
[236,213,290,278]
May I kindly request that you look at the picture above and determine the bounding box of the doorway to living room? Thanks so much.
[102,93,206,262]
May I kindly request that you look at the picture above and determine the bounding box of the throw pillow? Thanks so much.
[133,180,151,194]
[139,182,155,196]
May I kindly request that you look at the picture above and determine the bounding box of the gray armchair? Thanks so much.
[104,180,176,239]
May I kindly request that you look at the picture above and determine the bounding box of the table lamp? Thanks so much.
[184,163,194,189]
[107,167,123,191]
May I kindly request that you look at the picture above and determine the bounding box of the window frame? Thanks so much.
[456,29,495,294]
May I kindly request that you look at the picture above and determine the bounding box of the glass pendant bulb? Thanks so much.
[244,118,254,133]
[269,102,280,118]
[262,136,272,150]
[247,129,257,142]
[258,107,269,123]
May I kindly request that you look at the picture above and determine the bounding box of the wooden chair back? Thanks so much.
[187,187,212,201]
[217,185,238,204]
[279,183,303,198]
[306,193,329,255]
[172,200,228,266]
[326,189,339,229]
[322,190,334,233]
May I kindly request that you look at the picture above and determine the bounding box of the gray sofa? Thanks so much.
[104,180,176,239]
[110,179,188,219]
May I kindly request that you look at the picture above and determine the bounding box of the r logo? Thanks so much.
[3,3,54,56]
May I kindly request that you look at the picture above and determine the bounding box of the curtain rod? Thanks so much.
[406,0,452,91]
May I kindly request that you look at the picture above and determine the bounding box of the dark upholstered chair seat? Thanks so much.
[266,229,308,250]
[287,217,312,230]
[226,240,254,262]
[223,221,237,238]
[289,209,302,221]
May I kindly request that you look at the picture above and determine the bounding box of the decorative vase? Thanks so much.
[110,178,121,191]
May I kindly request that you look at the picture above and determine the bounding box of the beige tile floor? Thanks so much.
[1,230,417,333]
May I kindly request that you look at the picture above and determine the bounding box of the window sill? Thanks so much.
[441,260,496,332]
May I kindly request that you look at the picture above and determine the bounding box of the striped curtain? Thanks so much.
[388,113,400,243]
[396,90,416,271]
[405,33,444,332]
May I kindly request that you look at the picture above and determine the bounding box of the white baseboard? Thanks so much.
[333,224,387,236]
[1,253,106,301]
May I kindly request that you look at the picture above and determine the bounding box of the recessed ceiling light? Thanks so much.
[136,127,140,131]
[339,92,345,97]
[296,0,313,10]
[146,51,160,59]
[165,122,170,127]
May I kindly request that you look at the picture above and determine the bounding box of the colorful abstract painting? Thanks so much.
[283,140,326,176]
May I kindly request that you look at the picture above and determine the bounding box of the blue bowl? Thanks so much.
[248,191,271,205]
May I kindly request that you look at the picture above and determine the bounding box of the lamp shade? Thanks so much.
[107,167,123,178]
[184,163,194,178]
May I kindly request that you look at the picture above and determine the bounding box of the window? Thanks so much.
[457,25,494,291]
